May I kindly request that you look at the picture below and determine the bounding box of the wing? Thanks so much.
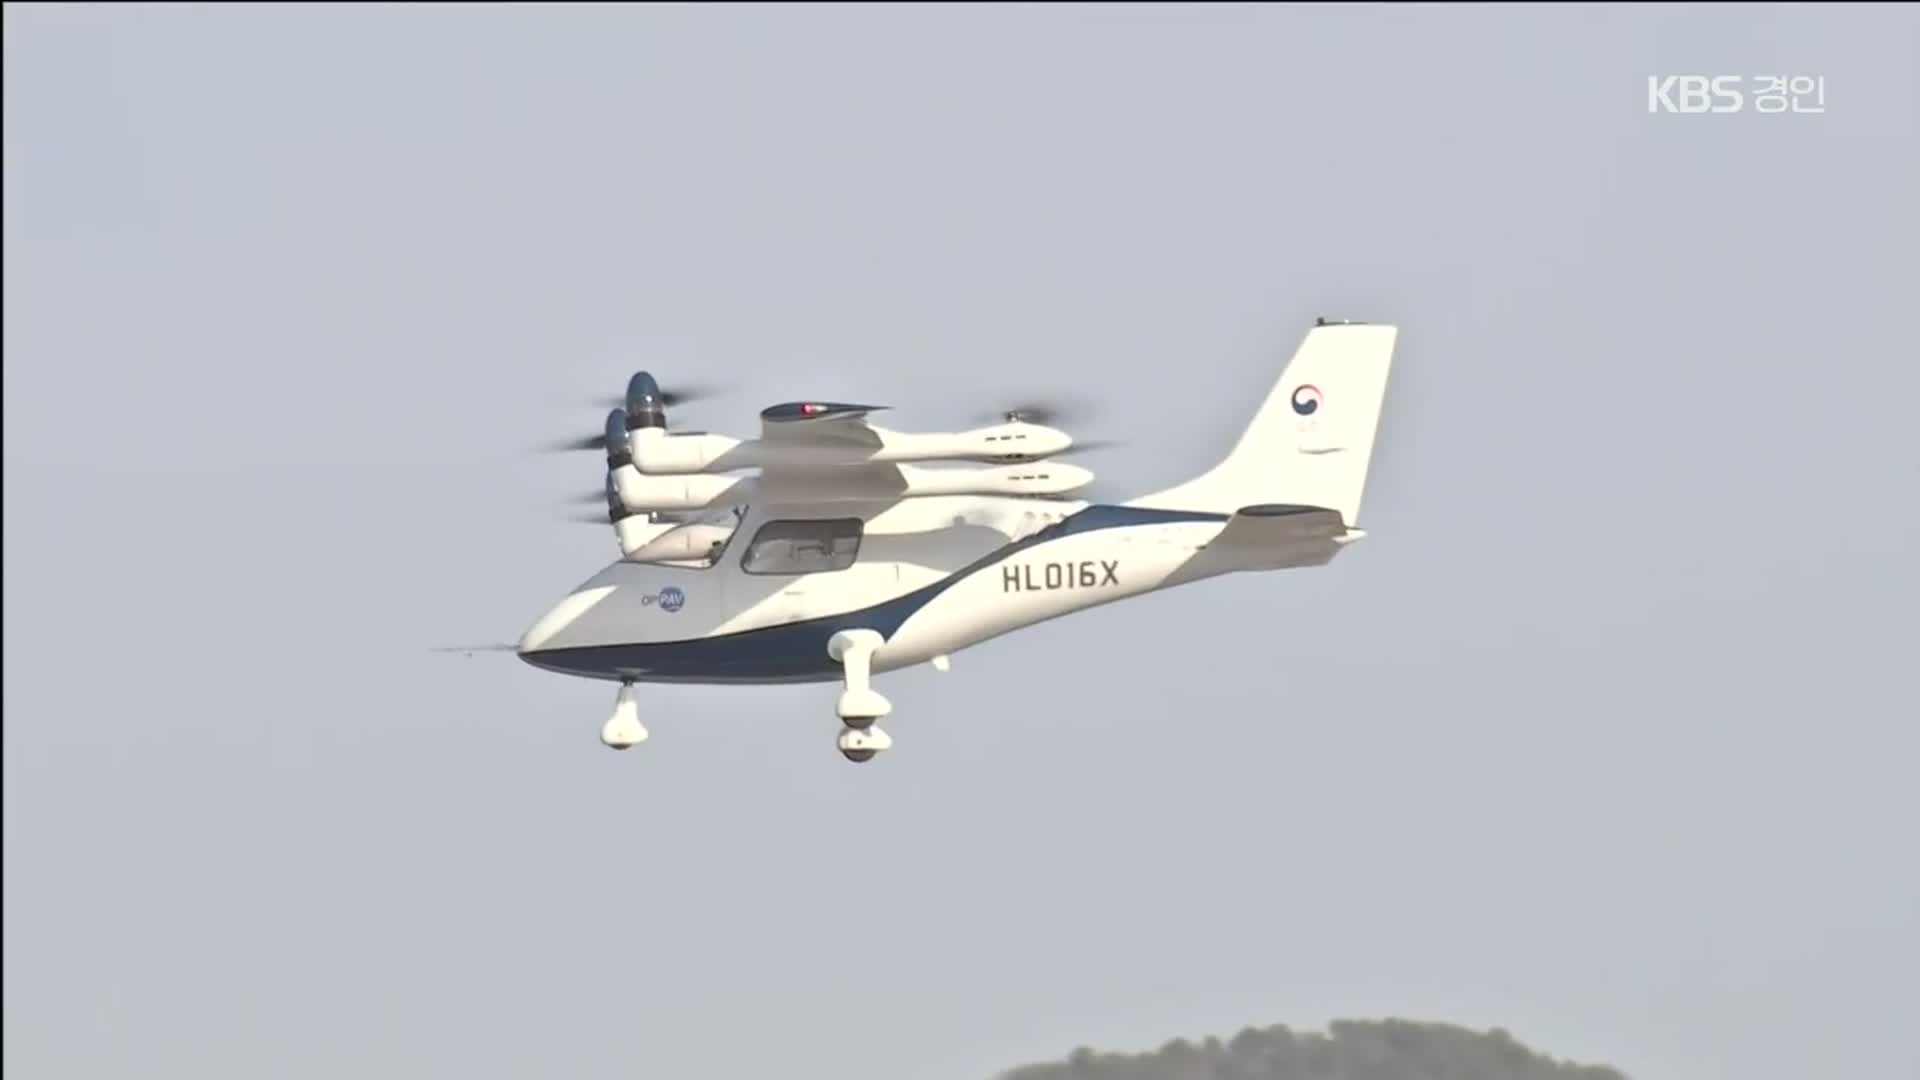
[753,401,901,502]
[1207,503,1359,569]
[754,460,910,503]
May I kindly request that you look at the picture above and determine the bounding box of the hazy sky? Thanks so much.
[5,5,1917,1080]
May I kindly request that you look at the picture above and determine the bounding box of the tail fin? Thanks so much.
[1128,320,1398,525]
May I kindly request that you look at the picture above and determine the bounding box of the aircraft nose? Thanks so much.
[517,585,617,655]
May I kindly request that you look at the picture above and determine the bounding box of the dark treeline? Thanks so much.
[997,1019,1628,1080]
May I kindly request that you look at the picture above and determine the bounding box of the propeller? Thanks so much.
[544,432,613,453]
[539,408,628,455]
[982,397,1095,427]
[590,377,726,411]
[972,396,1125,457]
[544,373,726,455]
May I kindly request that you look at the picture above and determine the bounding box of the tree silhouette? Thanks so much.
[997,1019,1627,1080]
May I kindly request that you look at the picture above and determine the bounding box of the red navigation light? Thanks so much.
[801,402,824,415]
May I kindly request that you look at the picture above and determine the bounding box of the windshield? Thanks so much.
[620,504,747,567]
[680,503,747,565]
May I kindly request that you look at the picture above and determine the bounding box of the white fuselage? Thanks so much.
[516,494,1239,684]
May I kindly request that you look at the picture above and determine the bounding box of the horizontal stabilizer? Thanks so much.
[1209,503,1361,569]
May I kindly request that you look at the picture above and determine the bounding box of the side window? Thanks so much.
[740,517,864,575]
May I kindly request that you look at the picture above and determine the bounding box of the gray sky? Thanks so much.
[5,5,1916,1080]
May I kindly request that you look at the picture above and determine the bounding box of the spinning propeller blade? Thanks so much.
[543,432,611,453]
[539,408,632,457]
[977,393,1102,428]
[591,378,726,411]
[969,395,1125,456]
[546,373,725,454]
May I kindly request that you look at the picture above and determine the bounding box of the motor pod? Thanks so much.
[762,461,1096,502]
[897,461,1095,498]
[967,421,1074,462]
[628,430,743,474]
[604,472,681,557]
[612,464,748,513]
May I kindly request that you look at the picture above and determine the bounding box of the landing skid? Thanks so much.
[593,630,898,763]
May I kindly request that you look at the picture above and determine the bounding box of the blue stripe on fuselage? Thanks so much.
[518,504,1226,684]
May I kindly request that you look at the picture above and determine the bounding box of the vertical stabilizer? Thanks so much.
[1128,321,1398,526]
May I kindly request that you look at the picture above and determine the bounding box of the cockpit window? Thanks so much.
[740,517,864,575]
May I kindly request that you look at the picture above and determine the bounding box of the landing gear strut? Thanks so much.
[828,629,893,763]
[600,681,648,750]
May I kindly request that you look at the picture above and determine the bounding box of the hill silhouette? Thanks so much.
[996,1019,1628,1080]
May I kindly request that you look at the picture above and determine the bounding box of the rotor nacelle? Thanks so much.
[602,409,634,468]
[625,371,668,432]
